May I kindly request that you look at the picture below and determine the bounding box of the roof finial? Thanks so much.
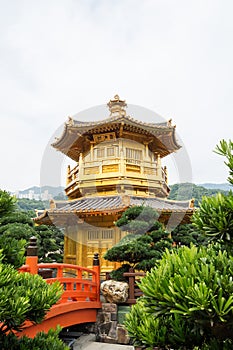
[107,95,127,116]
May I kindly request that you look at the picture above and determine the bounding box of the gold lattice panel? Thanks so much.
[102,164,119,173]
[84,166,99,175]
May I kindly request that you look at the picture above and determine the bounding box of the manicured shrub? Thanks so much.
[125,244,233,349]
[104,207,172,278]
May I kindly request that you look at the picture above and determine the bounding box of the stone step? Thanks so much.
[73,334,134,350]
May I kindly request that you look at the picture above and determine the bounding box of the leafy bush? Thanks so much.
[125,244,233,349]
[192,139,233,248]
[192,192,233,245]
[214,139,233,186]
[0,190,66,348]
[0,236,26,267]
[0,257,63,335]
[125,299,202,349]
[125,140,233,349]
[124,300,167,349]
[193,338,233,350]
[0,327,69,350]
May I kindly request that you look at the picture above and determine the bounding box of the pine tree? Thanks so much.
[104,206,172,278]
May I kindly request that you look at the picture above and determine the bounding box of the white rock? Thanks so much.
[101,280,129,303]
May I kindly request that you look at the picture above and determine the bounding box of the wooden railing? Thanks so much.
[123,268,146,304]
[18,237,100,304]
[14,237,102,337]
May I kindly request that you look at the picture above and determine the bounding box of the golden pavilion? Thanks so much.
[36,95,194,272]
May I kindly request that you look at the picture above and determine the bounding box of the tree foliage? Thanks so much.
[0,191,34,267]
[115,205,159,234]
[35,225,64,263]
[171,223,209,247]
[0,189,64,265]
[17,198,49,212]
[104,207,172,274]
[0,190,16,217]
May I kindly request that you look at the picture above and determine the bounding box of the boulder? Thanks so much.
[101,280,129,303]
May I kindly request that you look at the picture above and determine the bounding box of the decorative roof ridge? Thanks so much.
[129,195,194,210]
[54,194,122,203]
[50,194,192,206]
[70,114,170,129]
[51,194,193,207]
[52,95,178,152]
[130,195,191,205]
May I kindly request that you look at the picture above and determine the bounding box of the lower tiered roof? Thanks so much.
[35,195,194,226]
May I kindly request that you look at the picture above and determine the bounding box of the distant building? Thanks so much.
[13,190,52,201]
[35,95,194,273]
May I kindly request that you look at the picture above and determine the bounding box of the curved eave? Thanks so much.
[34,194,194,226]
[33,211,53,225]
[51,116,169,148]
[52,118,181,161]
[150,128,181,157]
[34,207,194,226]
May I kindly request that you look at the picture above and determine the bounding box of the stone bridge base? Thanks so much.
[95,303,131,345]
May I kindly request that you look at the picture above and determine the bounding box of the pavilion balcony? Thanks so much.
[65,165,80,198]
[81,158,162,177]
[65,159,169,199]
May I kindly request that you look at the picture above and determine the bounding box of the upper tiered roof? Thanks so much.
[52,95,181,161]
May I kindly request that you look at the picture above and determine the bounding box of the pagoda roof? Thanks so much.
[34,195,194,226]
[52,98,181,161]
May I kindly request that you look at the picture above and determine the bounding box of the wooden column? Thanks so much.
[26,236,38,275]
[156,153,161,176]
[79,153,83,176]
[93,253,100,302]
[119,139,125,174]
[66,165,71,185]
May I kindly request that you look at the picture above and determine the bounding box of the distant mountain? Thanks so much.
[199,183,233,191]
[16,183,231,206]
[18,186,65,197]
[169,183,229,207]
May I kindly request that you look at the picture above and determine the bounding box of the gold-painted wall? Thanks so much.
[64,214,126,273]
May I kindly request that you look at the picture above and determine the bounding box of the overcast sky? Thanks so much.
[1,0,233,192]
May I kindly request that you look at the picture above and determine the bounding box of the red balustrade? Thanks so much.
[16,237,101,337]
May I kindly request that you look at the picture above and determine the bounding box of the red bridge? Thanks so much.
[17,237,101,338]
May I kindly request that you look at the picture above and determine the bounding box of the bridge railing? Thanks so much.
[18,237,100,303]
